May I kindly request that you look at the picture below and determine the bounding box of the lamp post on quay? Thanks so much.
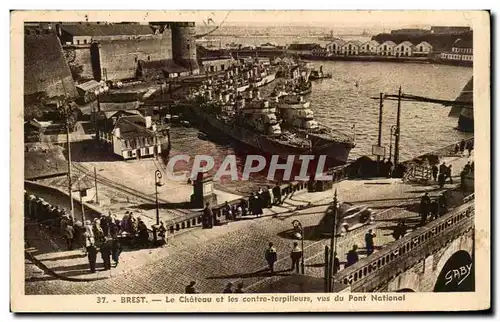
[155,169,164,225]
[389,125,397,162]
[292,220,305,274]
[328,189,340,292]
[153,170,164,245]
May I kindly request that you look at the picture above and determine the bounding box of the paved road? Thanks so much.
[25,155,471,295]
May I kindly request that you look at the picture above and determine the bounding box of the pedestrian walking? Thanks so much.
[438,172,446,189]
[464,161,472,174]
[185,281,197,294]
[385,159,394,178]
[290,242,303,273]
[447,165,453,183]
[63,224,75,251]
[439,162,447,177]
[263,186,272,208]
[459,139,466,155]
[86,244,98,273]
[100,237,113,271]
[202,202,213,228]
[392,220,407,240]
[235,282,244,293]
[466,140,473,157]
[158,221,167,245]
[333,252,341,274]
[265,242,278,273]
[223,282,234,293]
[420,193,431,226]
[254,193,264,218]
[364,229,376,255]
[272,184,282,205]
[460,169,467,190]
[454,143,460,155]
[432,164,438,182]
[111,238,122,267]
[345,245,359,268]
[137,217,149,246]
[222,201,233,221]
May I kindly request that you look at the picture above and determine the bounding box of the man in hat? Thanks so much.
[265,242,278,274]
[100,236,113,271]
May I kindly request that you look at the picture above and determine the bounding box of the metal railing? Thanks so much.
[335,194,475,292]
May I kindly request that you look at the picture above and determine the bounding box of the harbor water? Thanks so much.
[167,61,473,194]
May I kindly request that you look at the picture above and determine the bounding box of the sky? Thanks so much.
[162,10,474,29]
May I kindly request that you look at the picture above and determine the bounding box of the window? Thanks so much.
[80,189,87,197]
[76,39,80,45]
[148,55,151,61]
[135,56,138,63]
[84,39,87,44]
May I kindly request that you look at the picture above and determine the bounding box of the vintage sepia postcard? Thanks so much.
[11,10,490,312]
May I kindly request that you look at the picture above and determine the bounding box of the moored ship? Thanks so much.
[187,84,355,166]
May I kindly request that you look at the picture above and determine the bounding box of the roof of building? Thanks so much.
[60,24,154,37]
[76,80,102,92]
[99,101,141,112]
[364,40,380,46]
[328,39,346,45]
[287,43,319,51]
[397,41,414,47]
[115,116,155,140]
[379,40,397,47]
[344,40,362,47]
[103,109,142,120]
[415,41,432,47]
[453,38,473,48]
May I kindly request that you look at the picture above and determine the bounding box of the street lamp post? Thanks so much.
[329,189,339,292]
[292,220,305,274]
[155,170,163,226]
[389,125,397,162]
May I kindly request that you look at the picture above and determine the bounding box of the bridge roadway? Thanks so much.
[25,154,471,295]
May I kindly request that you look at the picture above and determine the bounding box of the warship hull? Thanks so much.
[189,107,353,166]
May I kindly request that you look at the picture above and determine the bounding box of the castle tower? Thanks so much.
[171,22,200,75]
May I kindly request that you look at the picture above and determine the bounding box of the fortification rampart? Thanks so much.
[96,32,173,81]
[24,34,78,98]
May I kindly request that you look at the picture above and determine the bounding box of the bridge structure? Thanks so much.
[335,193,475,293]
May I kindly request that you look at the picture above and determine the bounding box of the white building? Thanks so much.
[326,39,346,56]
[341,40,362,56]
[359,40,379,55]
[413,41,433,57]
[440,39,473,62]
[97,111,161,160]
[376,41,397,56]
[394,41,414,57]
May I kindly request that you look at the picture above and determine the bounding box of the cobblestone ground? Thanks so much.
[24,155,471,295]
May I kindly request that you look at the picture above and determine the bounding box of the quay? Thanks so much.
[24,138,474,294]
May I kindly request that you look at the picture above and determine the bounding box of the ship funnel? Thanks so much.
[247,90,253,99]
[299,96,304,102]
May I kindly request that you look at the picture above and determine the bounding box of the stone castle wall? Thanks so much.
[24,34,78,98]
[96,32,173,81]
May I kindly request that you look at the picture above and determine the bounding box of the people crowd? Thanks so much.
[202,183,284,228]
